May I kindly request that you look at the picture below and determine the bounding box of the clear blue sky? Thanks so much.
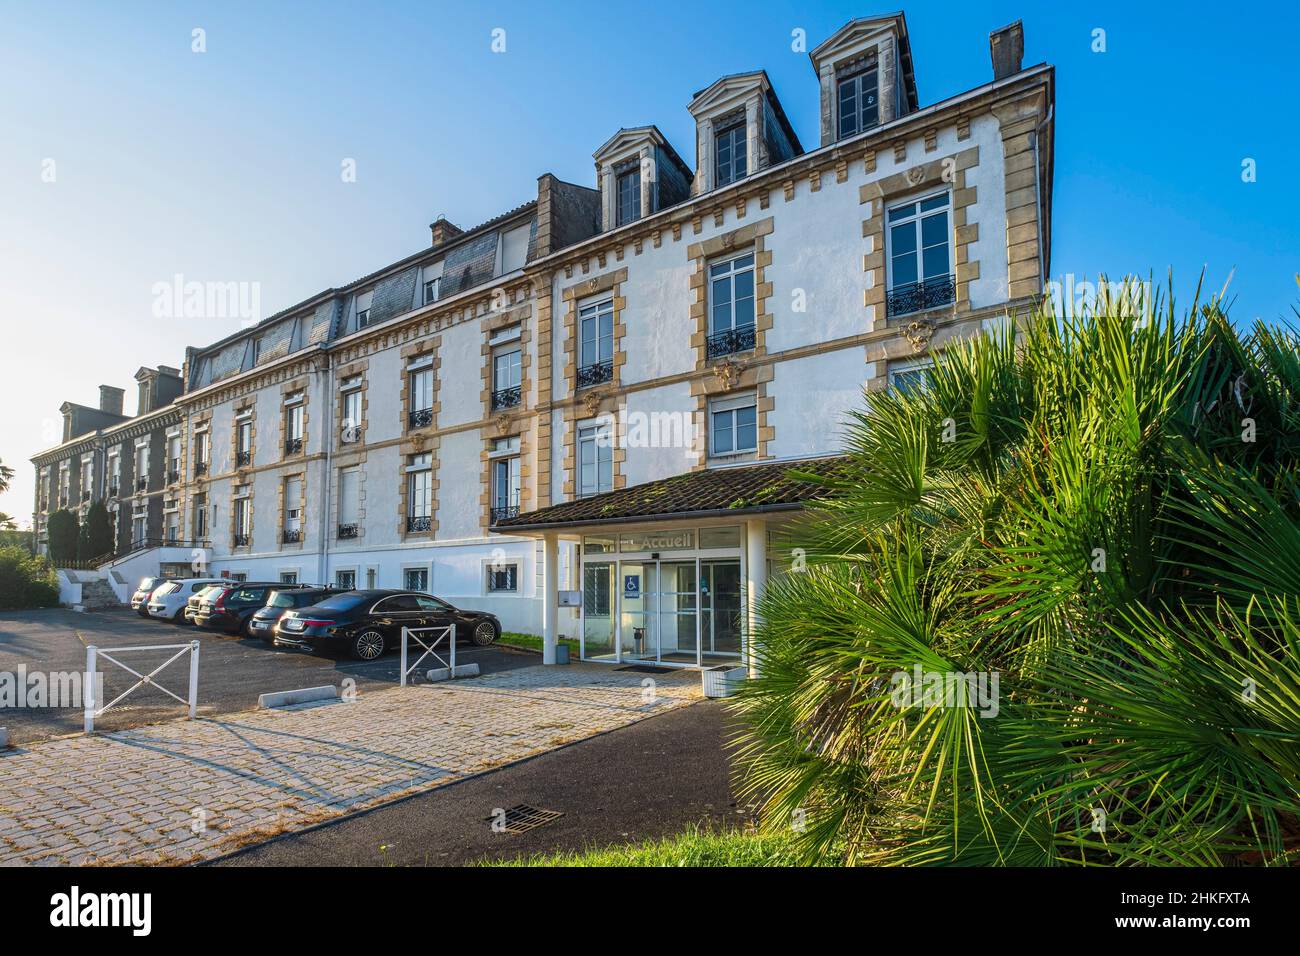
[2,0,1297,524]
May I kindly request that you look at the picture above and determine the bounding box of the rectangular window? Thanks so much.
[422,265,442,304]
[491,454,521,520]
[710,395,758,457]
[335,569,356,589]
[616,167,641,225]
[837,68,879,138]
[341,388,361,442]
[193,431,209,471]
[409,368,434,427]
[235,497,251,539]
[889,360,935,396]
[707,253,757,359]
[283,476,302,541]
[338,466,360,535]
[193,496,208,539]
[577,422,613,498]
[578,299,614,386]
[236,419,252,466]
[487,564,518,593]
[887,192,954,316]
[165,511,179,544]
[492,348,522,410]
[406,454,433,532]
[355,290,373,328]
[285,401,304,454]
[715,122,747,187]
[279,571,298,584]
[404,567,429,592]
[167,436,181,481]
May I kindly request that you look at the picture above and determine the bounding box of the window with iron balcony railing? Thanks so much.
[80,490,91,502]
[135,477,148,492]
[491,385,521,411]
[337,523,359,539]
[284,437,303,455]
[706,325,757,361]
[108,482,118,497]
[194,461,207,476]
[281,529,301,544]
[886,274,956,318]
[406,515,432,533]
[408,407,434,430]
[235,450,251,467]
[167,469,180,484]
[490,505,520,524]
[233,534,250,547]
[576,360,613,389]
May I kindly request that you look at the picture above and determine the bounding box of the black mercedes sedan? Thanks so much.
[273,590,501,660]
[247,586,345,641]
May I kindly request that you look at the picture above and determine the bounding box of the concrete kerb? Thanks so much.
[257,685,340,709]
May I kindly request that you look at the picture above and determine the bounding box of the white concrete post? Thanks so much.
[542,532,559,665]
[187,640,200,719]
[745,519,768,678]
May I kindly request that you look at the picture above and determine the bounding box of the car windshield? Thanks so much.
[268,591,298,608]
[307,593,368,612]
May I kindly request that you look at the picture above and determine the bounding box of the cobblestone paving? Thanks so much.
[0,664,701,866]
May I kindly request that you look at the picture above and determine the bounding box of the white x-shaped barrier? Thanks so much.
[84,641,200,733]
[399,625,456,686]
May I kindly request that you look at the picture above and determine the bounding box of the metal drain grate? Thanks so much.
[489,804,564,834]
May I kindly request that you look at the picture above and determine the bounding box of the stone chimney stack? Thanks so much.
[99,385,125,416]
[989,20,1024,81]
[429,216,463,247]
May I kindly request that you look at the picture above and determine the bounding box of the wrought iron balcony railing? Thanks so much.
[406,515,432,533]
[337,523,359,539]
[576,360,613,388]
[490,505,520,524]
[108,483,119,497]
[235,450,251,467]
[491,385,522,411]
[58,495,69,508]
[81,490,91,502]
[284,437,303,455]
[706,325,757,360]
[233,534,250,547]
[885,274,956,318]
[135,478,148,492]
[408,407,434,430]
[281,529,301,544]
[194,461,207,476]
[167,469,180,485]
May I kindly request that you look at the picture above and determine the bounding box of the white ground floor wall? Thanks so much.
[200,535,580,638]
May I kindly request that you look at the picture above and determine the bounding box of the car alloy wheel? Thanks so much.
[471,621,497,647]
[351,629,386,661]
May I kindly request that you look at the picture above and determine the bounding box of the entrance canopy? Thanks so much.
[494,456,846,669]
[491,455,848,534]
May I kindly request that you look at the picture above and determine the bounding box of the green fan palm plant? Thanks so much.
[733,278,1300,866]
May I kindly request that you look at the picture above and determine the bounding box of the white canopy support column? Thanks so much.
[744,518,768,678]
[541,531,559,665]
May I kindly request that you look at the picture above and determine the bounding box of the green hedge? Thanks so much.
[0,546,60,610]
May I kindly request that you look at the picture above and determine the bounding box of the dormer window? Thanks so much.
[714,121,747,187]
[355,289,373,329]
[837,64,879,138]
[616,167,641,226]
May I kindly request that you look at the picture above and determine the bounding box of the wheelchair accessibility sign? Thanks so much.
[623,574,641,599]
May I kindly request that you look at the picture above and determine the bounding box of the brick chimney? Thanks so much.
[99,385,125,416]
[989,20,1024,81]
[429,216,463,247]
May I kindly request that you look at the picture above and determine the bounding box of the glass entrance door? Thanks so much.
[620,561,656,661]
[657,561,698,665]
[701,560,743,660]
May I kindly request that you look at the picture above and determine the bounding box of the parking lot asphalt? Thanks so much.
[216,698,746,866]
[0,607,537,746]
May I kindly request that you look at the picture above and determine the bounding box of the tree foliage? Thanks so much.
[733,279,1300,866]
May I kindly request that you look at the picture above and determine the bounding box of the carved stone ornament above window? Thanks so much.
[903,319,937,353]
[713,359,745,391]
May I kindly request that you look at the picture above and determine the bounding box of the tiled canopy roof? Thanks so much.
[493,456,849,532]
